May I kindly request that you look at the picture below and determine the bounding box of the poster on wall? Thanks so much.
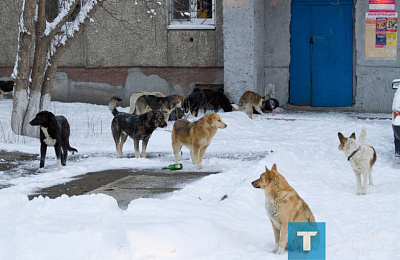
[365,12,398,58]
[369,0,395,12]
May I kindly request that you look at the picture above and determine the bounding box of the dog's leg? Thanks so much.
[354,171,363,195]
[141,136,150,158]
[54,144,63,170]
[39,142,48,172]
[118,134,128,158]
[270,220,280,254]
[368,169,374,186]
[192,144,202,168]
[134,138,140,158]
[254,105,265,116]
[362,172,368,195]
[276,223,288,254]
[199,145,209,167]
[61,145,68,166]
[172,142,183,165]
[245,104,253,119]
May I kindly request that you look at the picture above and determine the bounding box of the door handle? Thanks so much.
[310,36,314,43]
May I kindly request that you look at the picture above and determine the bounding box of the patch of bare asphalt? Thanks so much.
[1,150,232,208]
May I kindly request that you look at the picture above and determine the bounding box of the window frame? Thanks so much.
[167,0,216,30]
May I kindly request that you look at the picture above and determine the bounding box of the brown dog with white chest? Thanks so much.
[252,164,316,254]
[171,113,227,169]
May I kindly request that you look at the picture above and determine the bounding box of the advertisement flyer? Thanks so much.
[365,12,398,58]
[369,0,395,12]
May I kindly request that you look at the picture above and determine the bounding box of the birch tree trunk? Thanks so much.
[11,0,99,137]
[11,0,37,137]
[11,0,157,137]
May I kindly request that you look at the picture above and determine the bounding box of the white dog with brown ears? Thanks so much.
[338,127,377,195]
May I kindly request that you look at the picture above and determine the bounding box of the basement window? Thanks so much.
[168,0,216,30]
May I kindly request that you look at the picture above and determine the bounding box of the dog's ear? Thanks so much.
[271,163,277,171]
[338,132,344,141]
[207,113,215,124]
[265,166,270,173]
[350,133,356,139]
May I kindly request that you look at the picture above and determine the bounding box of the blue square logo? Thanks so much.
[288,222,326,260]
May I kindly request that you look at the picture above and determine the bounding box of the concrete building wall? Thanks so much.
[264,0,291,104]
[223,0,260,103]
[260,0,400,113]
[353,0,400,112]
[0,0,224,106]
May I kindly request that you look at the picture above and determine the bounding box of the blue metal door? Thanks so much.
[290,0,353,107]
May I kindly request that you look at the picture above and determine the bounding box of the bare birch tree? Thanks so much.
[11,0,159,137]
[11,0,101,137]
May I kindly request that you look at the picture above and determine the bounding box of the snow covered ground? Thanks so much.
[0,99,399,260]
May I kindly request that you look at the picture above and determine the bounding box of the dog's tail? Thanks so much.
[68,145,78,154]
[359,127,367,142]
[109,97,122,116]
[231,104,241,110]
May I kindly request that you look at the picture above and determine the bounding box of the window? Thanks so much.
[168,0,216,29]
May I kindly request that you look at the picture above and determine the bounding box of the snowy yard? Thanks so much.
[0,99,398,260]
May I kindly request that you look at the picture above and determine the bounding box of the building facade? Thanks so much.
[1,0,399,112]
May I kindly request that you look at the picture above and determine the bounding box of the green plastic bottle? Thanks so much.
[162,164,183,170]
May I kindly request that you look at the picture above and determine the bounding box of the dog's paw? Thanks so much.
[57,159,63,170]
[272,247,285,255]
[38,168,44,173]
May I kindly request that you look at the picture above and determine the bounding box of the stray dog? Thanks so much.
[203,89,233,112]
[133,94,183,122]
[264,98,280,111]
[29,111,78,172]
[232,90,265,119]
[109,97,167,158]
[253,98,280,114]
[171,113,227,168]
[168,107,185,121]
[0,80,14,100]
[338,128,377,195]
[252,164,316,254]
[129,91,165,114]
[183,88,208,117]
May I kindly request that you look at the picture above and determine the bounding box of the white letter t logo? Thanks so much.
[297,231,318,251]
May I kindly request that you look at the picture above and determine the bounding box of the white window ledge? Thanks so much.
[167,24,216,30]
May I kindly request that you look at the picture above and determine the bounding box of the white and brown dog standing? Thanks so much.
[338,128,377,195]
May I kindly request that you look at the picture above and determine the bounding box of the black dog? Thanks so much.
[109,97,167,158]
[0,80,14,100]
[253,98,280,114]
[29,111,78,172]
[264,98,280,111]
[203,89,232,112]
[168,107,185,121]
[183,88,208,117]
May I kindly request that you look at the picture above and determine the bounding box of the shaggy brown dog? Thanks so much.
[109,97,167,158]
[171,113,227,168]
